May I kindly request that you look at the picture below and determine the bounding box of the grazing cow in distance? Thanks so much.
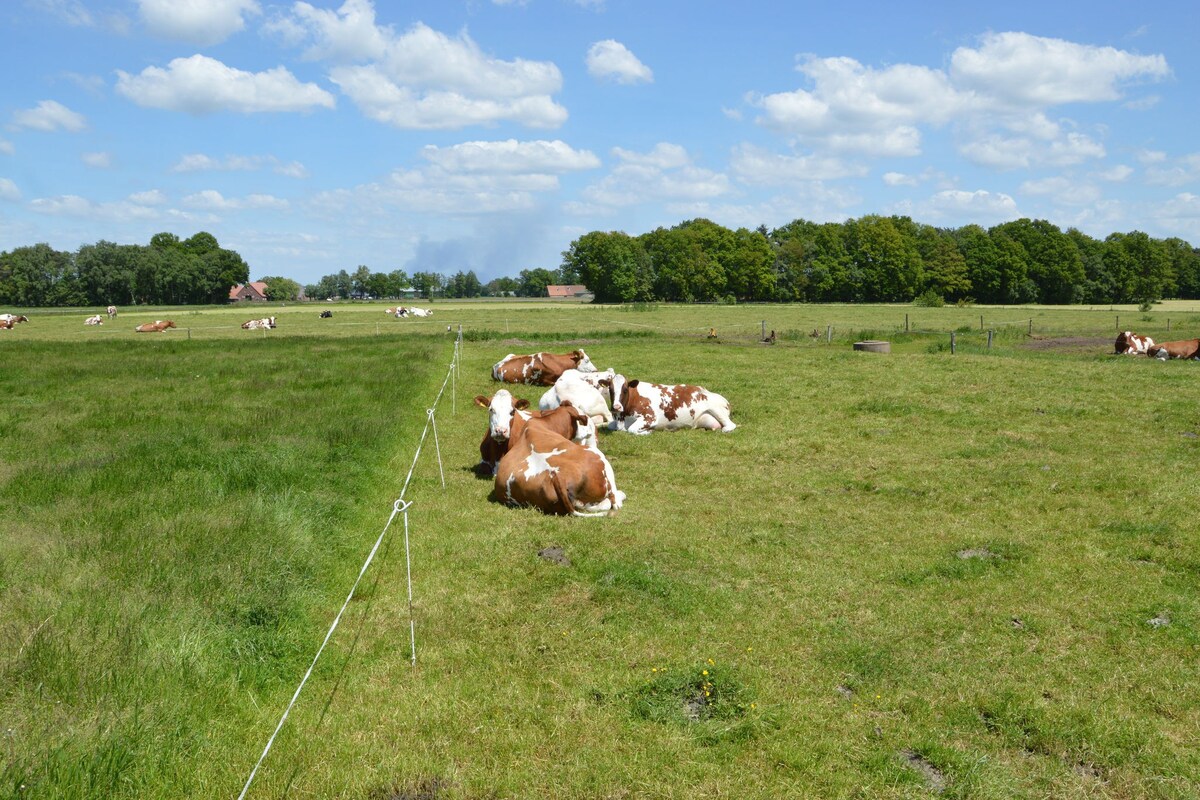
[493,349,597,386]
[491,401,624,516]
[0,314,29,325]
[84,314,104,325]
[538,368,618,424]
[106,305,117,319]
[1115,331,1155,355]
[610,373,736,435]
[242,316,276,330]
[1148,339,1200,360]
[319,310,333,318]
[474,390,597,476]
[135,320,176,333]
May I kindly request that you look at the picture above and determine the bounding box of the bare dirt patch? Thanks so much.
[538,545,571,567]
[369,778,448,800]
[1022,336,1112,354]
[900,750,947,794]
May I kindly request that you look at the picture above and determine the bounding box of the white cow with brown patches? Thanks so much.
[537,368,616,424]
[609,374,736,435]
[1115,331,1155,355]
[84,314,104,325]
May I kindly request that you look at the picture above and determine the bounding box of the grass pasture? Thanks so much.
[3,301,1200,798]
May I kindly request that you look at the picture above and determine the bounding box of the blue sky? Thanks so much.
[2,0,1198,285]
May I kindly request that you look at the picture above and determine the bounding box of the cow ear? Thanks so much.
[515,398,531,410]
[560,399,574,408]
[573,350,584,359]
[474,395,491,408]
[628,380,639,389]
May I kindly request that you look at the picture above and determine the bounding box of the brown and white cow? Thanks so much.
[242,316,276,330]
[474,389,597,476]
[135,320,176,333]
[1115,331,1155,355]
[493,407,624,517]
[106,305,117,319]
[1148,339,1200,360]
[492,350,596,386]
[0,319,14,330]
[609,374,736,435]
[84,314,104,325]
[0,314,29,325]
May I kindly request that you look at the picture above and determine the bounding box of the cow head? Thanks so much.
[163,320,176,329]
[268,316,277,328]
[610,374,637,415]
[571,349,597,373]
[475,390,530,442]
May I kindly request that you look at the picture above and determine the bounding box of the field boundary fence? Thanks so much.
[236,327,463,800]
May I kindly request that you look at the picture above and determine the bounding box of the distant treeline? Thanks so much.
[0,232,249,307]
[304,265,551,300]
[561,216,1200,307]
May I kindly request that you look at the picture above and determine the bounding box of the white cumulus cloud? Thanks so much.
[949,31,1170,107]
[0,178,20,202]
[82,151,112,168]
[730,143,866,184]
[10,100,86,132]
[116,55,335,114]
[277,2,565,129]
[586,40,653,84]
[420,139,600,174]
[182,189,289,210]
[580,144,730,208]
[137,0,260,46]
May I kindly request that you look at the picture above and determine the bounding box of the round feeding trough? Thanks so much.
[853,340,891,354]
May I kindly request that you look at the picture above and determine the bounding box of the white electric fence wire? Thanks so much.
[235,497,409,800]
[238,328,462,800]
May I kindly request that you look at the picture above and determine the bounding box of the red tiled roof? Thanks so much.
[547,284,588,297]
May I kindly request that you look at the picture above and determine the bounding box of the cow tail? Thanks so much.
[550,471,576,516]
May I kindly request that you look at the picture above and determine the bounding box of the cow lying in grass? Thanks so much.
[1148,339,1200,360]
[1115,331,1155,355]
[84,314,103,325]
[483,395,624,517]
[0,314,29,325]
[492,349,597,386]
[242,317,276,330]
[135,320,175,333]
[319,310,333,318]
[475,390,597,476]
[538,368,617,424]
[609,374,736,434]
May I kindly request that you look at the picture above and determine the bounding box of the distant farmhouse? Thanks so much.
[229,281,269,302]
[546,284,591,299]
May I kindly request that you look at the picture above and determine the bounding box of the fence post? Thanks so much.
[1116,315,1119,332]
[987,329,993,349]
[980,315,984,331]
[826,325,832,343]
[1028,319,1033,335]
[905,313,909,332]
[187,327,191,340]
[1167,318,1171,332]
[762,320,766,341]
[950,331,956,354]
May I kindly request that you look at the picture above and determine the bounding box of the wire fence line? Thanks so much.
[236,327,462,800]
